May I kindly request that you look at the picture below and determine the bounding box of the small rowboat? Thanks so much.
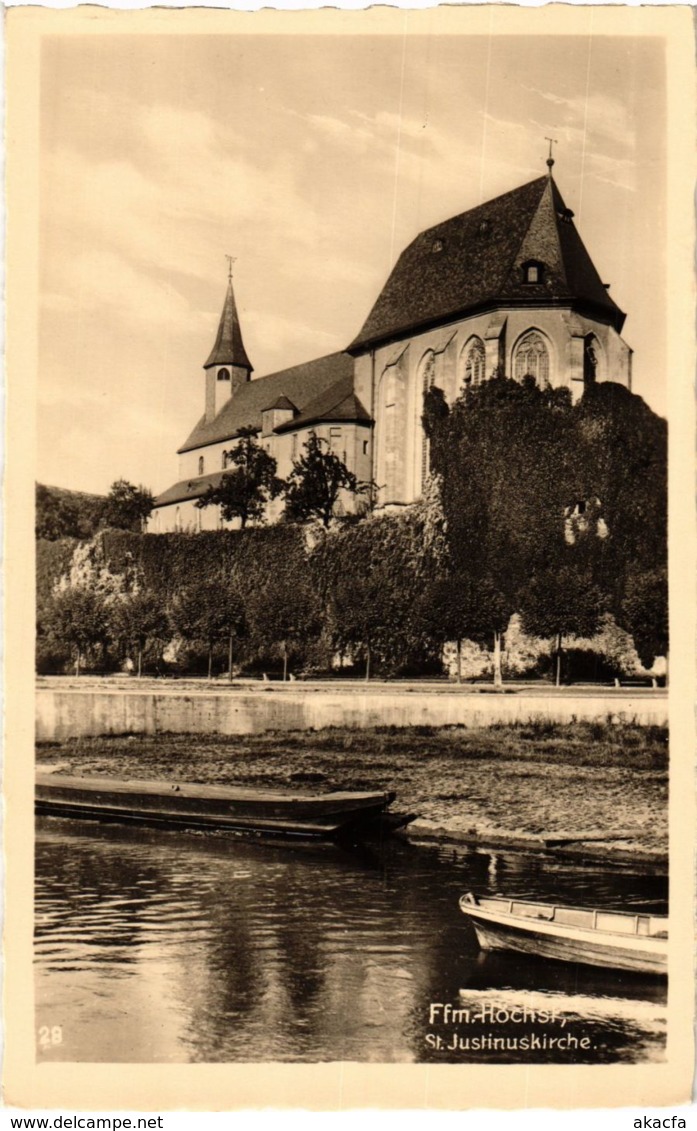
[459,892,668,975]
[35,773,404,841]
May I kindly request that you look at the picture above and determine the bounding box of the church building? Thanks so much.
[150,162,632,533]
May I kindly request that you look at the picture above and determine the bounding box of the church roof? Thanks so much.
[274,380,371,433]
[349,175,625,352]
[154,469,228,508]
[204,277,253,371]
[178,350,356,454]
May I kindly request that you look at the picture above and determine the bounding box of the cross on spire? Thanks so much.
[545,137,557,173]
[225,254,237,281]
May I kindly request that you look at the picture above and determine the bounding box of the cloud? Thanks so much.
[520,84,635,152]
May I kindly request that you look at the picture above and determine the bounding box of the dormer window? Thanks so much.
[478,219,491,237]
[522,260,544,284]
[217,368,230,382]
[432,238,444,254]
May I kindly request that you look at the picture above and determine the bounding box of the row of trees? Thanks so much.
[37,377,668,682]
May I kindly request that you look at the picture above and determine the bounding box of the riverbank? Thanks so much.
[36,719,668,866]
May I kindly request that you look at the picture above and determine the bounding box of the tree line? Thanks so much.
[37,378,667,682]
[36,480,155,541]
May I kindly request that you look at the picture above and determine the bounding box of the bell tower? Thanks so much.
[203,258,253,422]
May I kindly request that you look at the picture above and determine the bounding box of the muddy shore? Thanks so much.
[36,720,668,868]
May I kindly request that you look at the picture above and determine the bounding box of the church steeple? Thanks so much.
[204,267,253,373]
[203,266,253,423]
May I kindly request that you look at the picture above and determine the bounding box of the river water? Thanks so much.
[35,818,667,1064]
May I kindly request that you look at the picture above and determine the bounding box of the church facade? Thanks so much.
[150,167,632,532]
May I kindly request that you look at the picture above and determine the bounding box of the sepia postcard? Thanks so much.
[4,3,696,1114]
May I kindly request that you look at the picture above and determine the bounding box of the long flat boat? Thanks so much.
[459,892,668,975]
[35,773,402,840]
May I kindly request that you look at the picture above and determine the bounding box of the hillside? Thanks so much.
[36,482,106,541]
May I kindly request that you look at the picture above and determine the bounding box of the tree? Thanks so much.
[314,502,447,680]
[101,479,154,533]
[169,580,244,680]
[246,574,319,680]
[110,591,169,678]
[418,573,508,685]
[622,568,668,672]
[42,587,110,676]
[519,561,607,686]
[217,583,247,682]
[196,427,282,529]
[283,433,361,527]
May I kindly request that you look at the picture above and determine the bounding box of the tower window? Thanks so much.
[363,440,368,456]
[198,456,205,475]
[522,258,545,285]
[218,368,230,382]
[522,260,544,284]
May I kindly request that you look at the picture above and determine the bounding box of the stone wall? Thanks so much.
[36,685,668,742]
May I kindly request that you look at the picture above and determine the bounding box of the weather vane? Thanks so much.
[225,254,237,280]
[545,137,558,171]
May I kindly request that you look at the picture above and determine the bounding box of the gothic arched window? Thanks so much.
[461,337,486,389]
[513,331,550,387]
[217,368,230,382]
[419,351,436,491]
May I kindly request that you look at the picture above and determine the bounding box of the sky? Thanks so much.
[38,24,666,496]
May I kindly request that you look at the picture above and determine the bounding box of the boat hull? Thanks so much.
[460,895,668,976]
[35,774,397,840]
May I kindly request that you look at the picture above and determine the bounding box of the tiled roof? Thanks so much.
[204,278,253,371]
[274,379,372,433]
[178,351,355,454]
[349,175,625,351]
[154,469,228,508]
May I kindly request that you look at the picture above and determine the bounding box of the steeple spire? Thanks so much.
[204,264,253,373]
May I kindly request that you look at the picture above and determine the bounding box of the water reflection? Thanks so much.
[35,818,667,1064]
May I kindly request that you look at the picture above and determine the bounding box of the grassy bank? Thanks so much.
[36,720,667,857]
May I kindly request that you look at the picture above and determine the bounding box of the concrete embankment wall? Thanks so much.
[36,686,668,741]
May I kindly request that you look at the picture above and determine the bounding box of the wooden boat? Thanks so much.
[35,773,404,841]
[459,892,668,975]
